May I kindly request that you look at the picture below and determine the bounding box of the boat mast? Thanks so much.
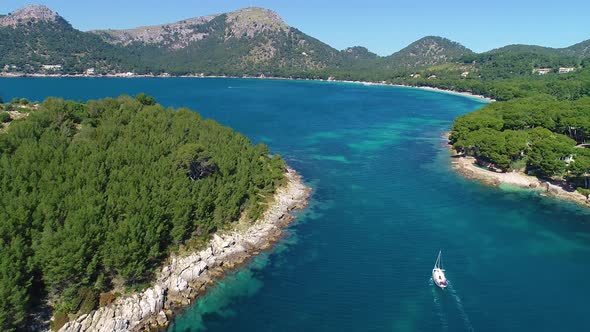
[434,250,442,269]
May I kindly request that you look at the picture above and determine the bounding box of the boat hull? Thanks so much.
[432,268,447,288]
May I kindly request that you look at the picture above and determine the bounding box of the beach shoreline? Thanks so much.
[58,167,311,332]
[0,73,495,102]
[449,145,590,208]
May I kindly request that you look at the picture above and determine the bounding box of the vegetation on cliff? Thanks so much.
[0,95,285,331]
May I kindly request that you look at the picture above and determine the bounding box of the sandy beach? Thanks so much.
[451,153,590,207]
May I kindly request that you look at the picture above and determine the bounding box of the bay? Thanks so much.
[1,78,589,331]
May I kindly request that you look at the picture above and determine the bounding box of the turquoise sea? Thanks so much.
[2,78,590,331]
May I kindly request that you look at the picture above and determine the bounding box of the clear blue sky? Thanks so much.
[2,0,589,55]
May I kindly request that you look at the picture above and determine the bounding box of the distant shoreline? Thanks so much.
[0,73,495,102]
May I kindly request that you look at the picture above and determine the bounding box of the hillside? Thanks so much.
[489,39,590,58]
[0,5,139,74]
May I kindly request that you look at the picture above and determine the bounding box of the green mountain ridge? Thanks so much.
[489,39,590,58]
[0,5,589,77]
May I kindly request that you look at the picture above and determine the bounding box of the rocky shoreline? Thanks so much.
[451,152,590,208]
[59,167,311,332]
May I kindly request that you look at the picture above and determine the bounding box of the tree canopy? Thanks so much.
[0,95,286,331]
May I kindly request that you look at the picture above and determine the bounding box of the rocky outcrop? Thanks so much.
[226,7,288,39]
[91,15,216,48]
[92,7,288,49]
[0,5,61,27]
[59,168,310,332]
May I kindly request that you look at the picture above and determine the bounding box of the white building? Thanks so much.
[533,68,551,75]
[42,65,62,71]
[559,67,576,74]
[85,68,95,75]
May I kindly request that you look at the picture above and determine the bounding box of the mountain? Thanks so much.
[92,7,287,49]
[91,7,344,75]
[0,5,587,79]
[489,39,590,58]
[0,5,136,73]
[381,36,473,70]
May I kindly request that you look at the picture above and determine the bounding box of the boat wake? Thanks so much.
[447,282,474,332]
[430,278,449,331]
[430,278,474,332]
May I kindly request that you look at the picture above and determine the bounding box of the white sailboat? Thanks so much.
[432,250,448,289]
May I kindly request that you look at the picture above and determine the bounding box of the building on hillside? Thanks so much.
[559,67,576,74]
[42,64,62,71]
[428,74,437,80]
[85,68,95,75]
[461,71,469,78]
[563,154,575,164]
[533,68,551,75]
[3,65,18,72]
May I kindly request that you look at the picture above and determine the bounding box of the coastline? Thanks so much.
[0,73,495,102]
[392,84,495,102]
[58,167,311,332]
[449,148,590,208]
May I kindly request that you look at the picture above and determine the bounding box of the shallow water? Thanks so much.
[2,78,590,331]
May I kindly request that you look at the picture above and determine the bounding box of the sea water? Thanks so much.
[1,78,589,331]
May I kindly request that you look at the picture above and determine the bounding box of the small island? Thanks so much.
[0,95,310,331]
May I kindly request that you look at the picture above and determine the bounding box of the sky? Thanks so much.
[1,0,590,56]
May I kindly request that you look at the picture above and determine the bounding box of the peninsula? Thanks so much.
[0,95,310,331]
[448,93,590,207]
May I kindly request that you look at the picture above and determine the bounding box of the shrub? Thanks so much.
[51,311,69,331]
[576,187,590,199]
[0,112,12,123]
[99,292,117,307]
[135,93,156,106]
